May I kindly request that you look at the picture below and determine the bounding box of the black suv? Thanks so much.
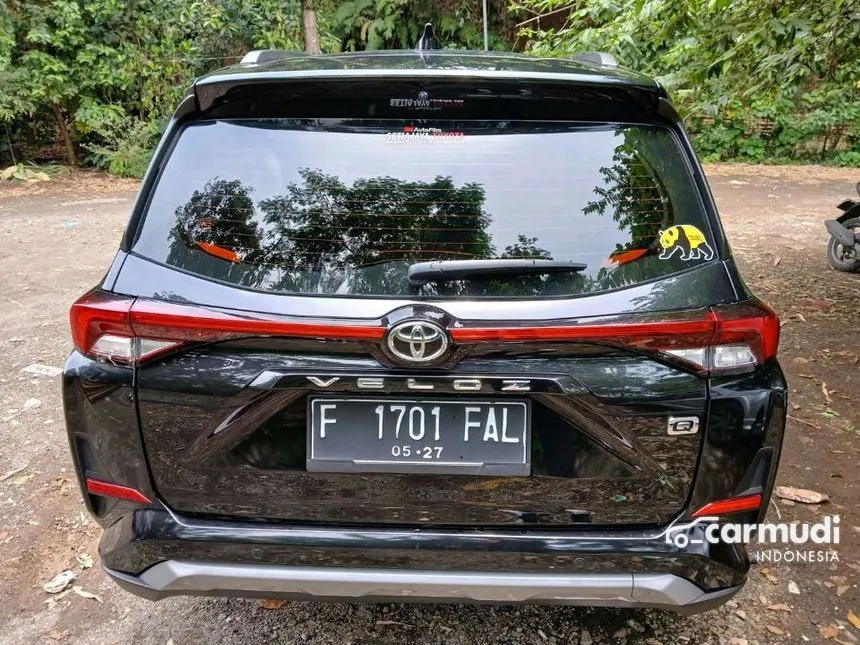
[63,44,785,614]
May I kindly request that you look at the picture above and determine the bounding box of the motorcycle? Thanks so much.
[825,182,860,272]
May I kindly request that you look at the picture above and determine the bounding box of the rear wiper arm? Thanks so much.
[408,259,587,286]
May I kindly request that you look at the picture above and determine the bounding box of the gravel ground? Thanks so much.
[0,165,858,644]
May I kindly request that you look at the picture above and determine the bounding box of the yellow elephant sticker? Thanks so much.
[658,225,715,261]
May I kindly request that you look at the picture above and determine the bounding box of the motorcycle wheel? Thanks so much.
[827,216,860,272]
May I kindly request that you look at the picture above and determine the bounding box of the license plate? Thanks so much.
[307,398,531,475]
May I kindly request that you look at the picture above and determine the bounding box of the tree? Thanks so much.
[0,0,310,169]
[301,0,321,54]
[331,0,512,51]
[513,0,860,164]
[5,1,856,169]
[0,1,89,164]
[583,137,668,252]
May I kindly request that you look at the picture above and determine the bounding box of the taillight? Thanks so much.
[70,290,386,365]
[128,298,386,342]
[711,300,780,366]
[451,299,779,375]
[70,291,182,365]
[662,300,779,374]
[71,290,778,374]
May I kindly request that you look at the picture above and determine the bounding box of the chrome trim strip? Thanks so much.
[158,503,704,545]
[248,370,587,394]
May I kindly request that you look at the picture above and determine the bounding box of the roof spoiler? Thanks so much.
[572,52,618,67]
[238,45,617,70]
[240,50,305,65]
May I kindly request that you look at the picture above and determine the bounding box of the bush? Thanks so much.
[84,112,162,178]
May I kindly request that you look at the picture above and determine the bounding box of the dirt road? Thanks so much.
[0,165,858,644]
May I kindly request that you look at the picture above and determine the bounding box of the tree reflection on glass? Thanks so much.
[166,169,562,296]
[490,234,587,296]
[168,177,259,247]
[583,136,673,289]
[254,169,494,294]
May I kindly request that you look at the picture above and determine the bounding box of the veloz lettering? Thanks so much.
[304,376,532,392]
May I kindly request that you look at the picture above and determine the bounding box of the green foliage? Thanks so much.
[332,0,507,51]
[1,160,69,181]
[168,170,499,294]
[513,0,860,166]
[0,0,314,168]
[1,0,857,169]
[83,109,162,177]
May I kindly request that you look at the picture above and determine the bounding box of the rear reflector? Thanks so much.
[85,477,152,504]
[691,493,762,518]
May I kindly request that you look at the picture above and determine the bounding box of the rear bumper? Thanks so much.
[98,507,747,614]
[105,561,740,614]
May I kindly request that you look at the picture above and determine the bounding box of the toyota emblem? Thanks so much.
[385,320,449,364]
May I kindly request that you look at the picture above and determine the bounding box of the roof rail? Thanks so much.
[240,50,304,65]
[572,52,618,67]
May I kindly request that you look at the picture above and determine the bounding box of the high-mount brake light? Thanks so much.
[197,241,242,263]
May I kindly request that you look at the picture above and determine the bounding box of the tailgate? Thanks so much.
[136,338,707,527]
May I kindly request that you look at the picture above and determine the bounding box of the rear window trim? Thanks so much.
[129,117,721,302]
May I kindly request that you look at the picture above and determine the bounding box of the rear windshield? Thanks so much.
[134,119,715,298]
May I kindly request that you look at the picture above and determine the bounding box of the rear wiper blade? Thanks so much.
[408,259,587,286]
